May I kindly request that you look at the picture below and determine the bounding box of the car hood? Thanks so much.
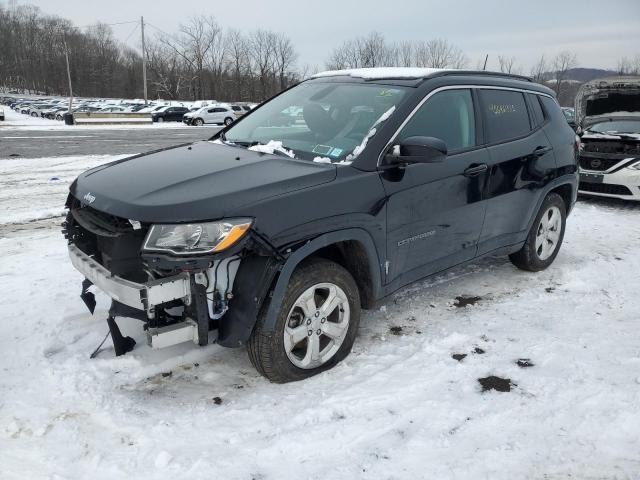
[70,141,337,223]
[575,76,640,126]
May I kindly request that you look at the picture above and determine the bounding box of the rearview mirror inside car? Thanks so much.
[383,136,447,166]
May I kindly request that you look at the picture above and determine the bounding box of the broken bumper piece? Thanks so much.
[68,244,191,314]
[68,244,200,350]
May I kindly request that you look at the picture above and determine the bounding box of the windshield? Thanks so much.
[223,81,408,162]
[587,120,640,135]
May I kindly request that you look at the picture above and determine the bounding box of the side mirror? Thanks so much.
[384,136,447,166]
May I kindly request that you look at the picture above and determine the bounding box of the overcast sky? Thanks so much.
[16,0,640,72]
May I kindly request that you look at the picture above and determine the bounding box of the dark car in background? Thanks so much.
[63,68,578,382]
[151,106,189,123]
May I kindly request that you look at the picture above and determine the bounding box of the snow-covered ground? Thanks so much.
[1,155,640,479]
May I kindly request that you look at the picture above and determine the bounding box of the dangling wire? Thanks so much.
[89,330,111,359]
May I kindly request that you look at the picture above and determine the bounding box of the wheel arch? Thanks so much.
[525,174,578,234]
[217,228,383,347]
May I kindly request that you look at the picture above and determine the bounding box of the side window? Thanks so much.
[540,96,567,125]
[480,89,531,143]
[214,108,227,113]
[398,89,476,152]
[527,93,545,127]
[231,106,242,111]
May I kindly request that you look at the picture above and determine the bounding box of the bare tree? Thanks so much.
[414,38,467,68]
[551,51,578,99]
[249,29,277,100]
[498,55,518,74]
[396,41,413,67]
[530,54,547,83]
[274,33,297,90]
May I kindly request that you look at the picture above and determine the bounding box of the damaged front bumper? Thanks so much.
[69,244,192,314]
[68,244,205,350]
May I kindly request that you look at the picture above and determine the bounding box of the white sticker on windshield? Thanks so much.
[329,148,343,157]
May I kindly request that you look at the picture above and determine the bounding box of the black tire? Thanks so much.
[224,117,234,126]
[247,258,361,383]
[509,192,566,272]
[194,118,204,126]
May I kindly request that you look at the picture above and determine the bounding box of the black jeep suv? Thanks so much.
[64,68,578,382]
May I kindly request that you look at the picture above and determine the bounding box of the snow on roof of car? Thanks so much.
[311,67,450,80]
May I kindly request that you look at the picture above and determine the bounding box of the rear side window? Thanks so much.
[398,89,476,152]
[231,106,242,111]
[527,94,545,127]
[480,89,531,143]
[539,96,567,126]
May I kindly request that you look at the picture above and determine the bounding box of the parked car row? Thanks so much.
[0,95,258,124]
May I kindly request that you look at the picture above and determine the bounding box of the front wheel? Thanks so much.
[509,192,566,271]
[247,258,361,383]
[194,118,204,126]
[223,117,234,126]
[157,116,164,123]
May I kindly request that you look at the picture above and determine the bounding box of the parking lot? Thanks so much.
[0,122,222,158]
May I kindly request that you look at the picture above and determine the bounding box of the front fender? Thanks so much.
[218,228,383,347]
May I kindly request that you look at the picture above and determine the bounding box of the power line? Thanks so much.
[145,22,173,38]
[78,20,138,29]
[123,22,139,44]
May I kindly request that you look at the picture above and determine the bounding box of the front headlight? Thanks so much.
[629,160,640,170]
[143,218,252,255]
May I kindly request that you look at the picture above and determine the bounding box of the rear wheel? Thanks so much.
[224,117,234,126]
[194,118,204,126]
[247,258,361,383]
[509,192,566,271]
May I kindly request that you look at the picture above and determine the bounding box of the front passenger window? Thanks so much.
[398,89,475,153]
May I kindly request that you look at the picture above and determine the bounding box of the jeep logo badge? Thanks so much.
[590,159,602,169]
[83,192,96,204]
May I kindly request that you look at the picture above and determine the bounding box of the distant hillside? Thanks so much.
[564,68,618,83]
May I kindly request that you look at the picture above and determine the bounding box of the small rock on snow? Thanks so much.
[478,376,514,392]
[452,353,467,362]
[516,358,535,368]
[454,295,482,308]
[389,326,403,335]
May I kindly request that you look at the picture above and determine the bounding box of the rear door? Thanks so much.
[382,88,489,286]
[476,89,557,255]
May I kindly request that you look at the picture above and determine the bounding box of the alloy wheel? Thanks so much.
[535,206,562,260]
[283,282,350,369]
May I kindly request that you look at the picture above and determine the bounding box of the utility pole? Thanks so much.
[141,16,148,104]
[62,32,73,112]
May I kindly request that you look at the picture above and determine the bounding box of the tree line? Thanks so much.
[0,4,299,102]
[1,4,638,105]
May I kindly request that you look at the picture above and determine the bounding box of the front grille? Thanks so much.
[582,141,640,155]
[579,182,633,196]
[579,156,623,171]
[64,200,148,282]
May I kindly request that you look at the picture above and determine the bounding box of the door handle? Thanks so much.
[463,164,488,177]
[533,146,553,157]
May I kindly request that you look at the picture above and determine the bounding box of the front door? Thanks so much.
[381,88,489,288]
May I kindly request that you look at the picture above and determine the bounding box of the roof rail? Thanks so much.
[433,70,533,82]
